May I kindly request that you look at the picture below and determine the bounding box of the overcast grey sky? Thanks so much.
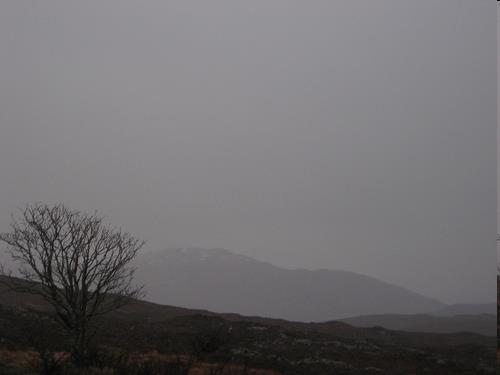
[0,1,496,304]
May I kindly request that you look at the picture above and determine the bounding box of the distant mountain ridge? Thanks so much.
[135,248,447,322]
[432,303,496,316]
[340,313,495,336]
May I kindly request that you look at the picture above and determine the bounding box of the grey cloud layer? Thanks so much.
[0,1,496,303]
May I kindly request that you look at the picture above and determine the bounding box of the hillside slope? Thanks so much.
[0,275,495,375]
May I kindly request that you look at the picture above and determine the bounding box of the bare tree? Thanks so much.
[0,203,145,365]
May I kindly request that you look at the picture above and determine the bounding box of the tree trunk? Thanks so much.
[71,324,88,367]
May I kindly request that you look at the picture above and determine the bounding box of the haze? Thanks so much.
[0,1,495,304]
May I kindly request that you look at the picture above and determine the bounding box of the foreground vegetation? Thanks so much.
[0,304,495,375]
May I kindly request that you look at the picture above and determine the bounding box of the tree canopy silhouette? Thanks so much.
[0,203,145,365]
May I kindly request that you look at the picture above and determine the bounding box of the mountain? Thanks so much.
[340,313,495,336]
[432,303,496,316]
[134,248,445,322]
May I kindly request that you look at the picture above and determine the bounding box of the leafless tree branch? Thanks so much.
[0,202,145,365]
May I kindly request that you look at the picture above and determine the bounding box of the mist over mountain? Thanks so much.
[135,248,446,321]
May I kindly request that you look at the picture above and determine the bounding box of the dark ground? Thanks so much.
[0,276,496,374]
